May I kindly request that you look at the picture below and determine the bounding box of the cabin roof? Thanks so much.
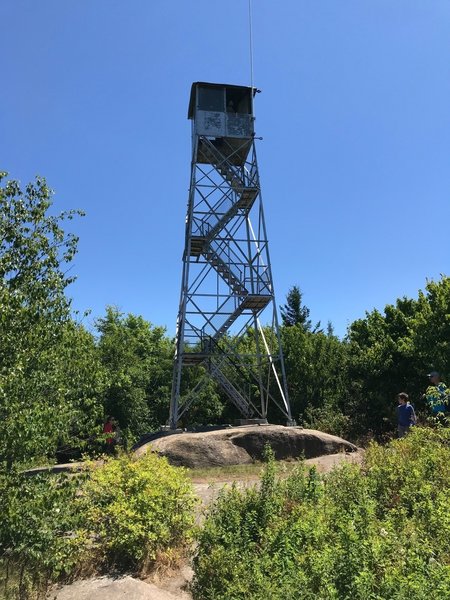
[188,82,256,119]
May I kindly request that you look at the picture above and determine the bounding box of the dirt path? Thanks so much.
[192,450,364,507]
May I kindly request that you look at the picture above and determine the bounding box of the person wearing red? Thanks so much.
[103,416,115,453]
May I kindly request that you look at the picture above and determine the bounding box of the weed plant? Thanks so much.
[193,428,450,600]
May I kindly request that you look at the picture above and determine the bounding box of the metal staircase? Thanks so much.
[206,295,271,342]
[209,363,252,417]
[192,138,259,245]
[203,246,248,297]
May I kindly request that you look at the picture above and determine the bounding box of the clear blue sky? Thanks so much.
[1,0,449,338]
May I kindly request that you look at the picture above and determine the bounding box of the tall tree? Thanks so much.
[0,173,101,468]
[96,307,173,441]
[280,285,320,332]
[280,285,311,329]
[281,325,349,430]
[326,320,335,337]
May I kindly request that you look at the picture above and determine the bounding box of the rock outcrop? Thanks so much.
[135,425,357,468]
[51,575,188,600]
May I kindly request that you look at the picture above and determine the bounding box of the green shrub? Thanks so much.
[303,401,350,438]
[81,451,196,571]
[0,470,89,598]
[193,428,450,600]
[0,451,196,598]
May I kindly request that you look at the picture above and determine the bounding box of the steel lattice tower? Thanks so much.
[170,82,294,429]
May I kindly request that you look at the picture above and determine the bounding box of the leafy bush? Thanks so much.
[0,470,89,598]
[0,451,196,598]
[303,401,350,438]
[81,451,196,571]
[193,428,450,599]
[0,174,104,470]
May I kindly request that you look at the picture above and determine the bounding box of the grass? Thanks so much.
[187,459,303,482]
[186,450,363,483]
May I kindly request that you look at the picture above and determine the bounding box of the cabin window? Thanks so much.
[198,87,224,112]
[226,89,251,114]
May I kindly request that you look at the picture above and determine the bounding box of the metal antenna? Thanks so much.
[248,0,254,89]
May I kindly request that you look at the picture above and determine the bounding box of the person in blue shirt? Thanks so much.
[396,392,416,438]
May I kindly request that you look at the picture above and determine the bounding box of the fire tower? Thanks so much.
[170,82,293,429]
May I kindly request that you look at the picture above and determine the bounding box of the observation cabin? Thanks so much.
[188,82,256,166]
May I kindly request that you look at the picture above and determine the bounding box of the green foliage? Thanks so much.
[193,428,450,600]
[0,173,102,468]
[280,285,319,331]
[3,171,449,600]
[346,276,450,436]
[0,452,196,597]
[81,451,196,570]
[179,369,224,427]
[282,326,349,434]
[279,276,450,439]
[53,322,106,457]
[303,400,350,438]
[413,277,450,375]
[0,470,89,597]
[96,307,173,442]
